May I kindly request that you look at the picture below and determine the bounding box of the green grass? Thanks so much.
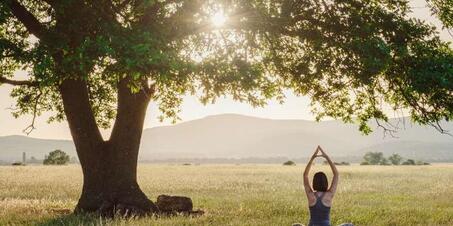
[0,164,452,225]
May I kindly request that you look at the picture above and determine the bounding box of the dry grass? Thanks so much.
[0,164,452,225]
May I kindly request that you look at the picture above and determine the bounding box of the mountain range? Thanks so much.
[1,114,452,163]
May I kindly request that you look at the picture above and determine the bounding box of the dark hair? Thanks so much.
[313,172,328,192]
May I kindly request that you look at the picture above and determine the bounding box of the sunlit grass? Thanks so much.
[0,164,452,225]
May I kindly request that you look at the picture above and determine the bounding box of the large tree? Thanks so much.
[1,0,452,216]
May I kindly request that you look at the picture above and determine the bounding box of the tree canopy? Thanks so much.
[388,153,403,165]
[43,149,70,165]
[362,151,386,165]
[1,0,452,134]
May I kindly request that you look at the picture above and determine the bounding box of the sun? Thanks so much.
[210,11,227,27]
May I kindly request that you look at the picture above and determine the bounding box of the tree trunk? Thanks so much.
[73,142,158,217]
[59,78,158,217]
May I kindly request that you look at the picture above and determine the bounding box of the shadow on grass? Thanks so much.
[35,213,102,226]
[34,209,204,225]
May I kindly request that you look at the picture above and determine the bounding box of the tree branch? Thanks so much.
[4,0,48,40]
[23,91,43,135]
[0,76,38,87]
[430,121,452,137]
[375,118,399,138]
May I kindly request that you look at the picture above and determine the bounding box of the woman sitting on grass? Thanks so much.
[302,146,339,226]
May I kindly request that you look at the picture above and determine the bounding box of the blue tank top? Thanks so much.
[308,192,331,226]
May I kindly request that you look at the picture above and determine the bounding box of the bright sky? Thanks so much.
[0,0,451,139]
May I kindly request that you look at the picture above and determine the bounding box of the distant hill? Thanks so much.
[1,114,452,163]
[139,114,453,162]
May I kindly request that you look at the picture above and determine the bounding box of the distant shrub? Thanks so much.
[380,158,391,166]
[11,162,24,166]
[402,159,416,165]
[360,161,370,165]
[334,162,350,166]
[43,150,70,165]
[362,152,387,165]
[416,160,430,166]
[182,163,192,166]
[283,160,296,166]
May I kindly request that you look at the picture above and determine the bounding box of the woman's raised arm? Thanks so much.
[318,146,339,194]
[304,149,319,197]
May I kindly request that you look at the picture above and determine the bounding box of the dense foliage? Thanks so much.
[388,153,402,165]
[361,152,388,165]
[1,0,452,134]
[43,149,70,165]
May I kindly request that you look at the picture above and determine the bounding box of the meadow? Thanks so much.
[0,164,452,226]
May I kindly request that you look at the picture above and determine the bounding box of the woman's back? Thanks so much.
[308,192,331,226]
[303,147,338,226]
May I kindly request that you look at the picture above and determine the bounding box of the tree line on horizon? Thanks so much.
[10,149,75,166]
[360,152,430,166]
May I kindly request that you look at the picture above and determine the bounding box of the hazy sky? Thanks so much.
[0,0,452,139]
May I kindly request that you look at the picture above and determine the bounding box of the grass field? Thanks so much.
[0,164,452,226]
